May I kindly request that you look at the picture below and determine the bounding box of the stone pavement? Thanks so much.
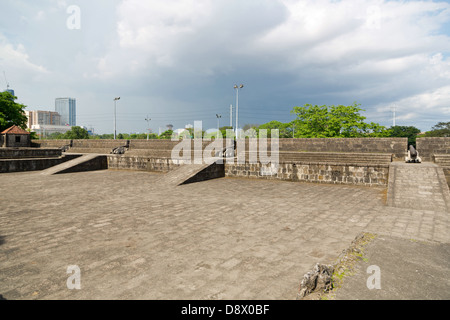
[0,169,449,300]
[333,235,450,300]
[387,162,450,211]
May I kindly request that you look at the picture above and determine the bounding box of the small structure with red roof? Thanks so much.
[1,125,31,148]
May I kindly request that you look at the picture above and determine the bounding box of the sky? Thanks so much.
[1,0,449,134]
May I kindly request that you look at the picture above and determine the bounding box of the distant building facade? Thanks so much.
[25,110,61,128]
[25,110,72,138]
[55,98,76,126]
[29,124,72,137]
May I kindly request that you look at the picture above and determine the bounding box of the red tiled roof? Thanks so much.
[1,125,30,135]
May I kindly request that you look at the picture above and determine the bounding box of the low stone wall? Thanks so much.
[416,137,450,162]
[107,155,183,172]
[238,151,392,165]
[238,138,407,160]
[129,139,226,151]
[225,162,389,186]
[67,148,116,154]
[32,138,407,159]
[0,148,62,159]
[32,140,71,148]
[0,154,80,173]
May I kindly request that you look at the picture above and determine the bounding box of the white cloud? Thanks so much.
[0,33,48,74]
[2,0,449,132]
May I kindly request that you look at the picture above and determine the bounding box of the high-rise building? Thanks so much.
[55,98,76,126]
[25,110,61,128]
[25,110,71,138]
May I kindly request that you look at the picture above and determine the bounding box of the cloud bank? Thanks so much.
[1,0,449,133]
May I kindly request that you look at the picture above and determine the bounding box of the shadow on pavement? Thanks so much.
[0,236,6,299]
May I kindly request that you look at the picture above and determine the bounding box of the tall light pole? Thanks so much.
[216,114,222,136]
[145,115,151,140]
[230,104,233,128]
[113,97,120,139]
[234,84,244,138]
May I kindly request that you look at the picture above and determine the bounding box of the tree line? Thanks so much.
[1,91,448,146]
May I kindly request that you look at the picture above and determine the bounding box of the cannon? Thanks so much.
[110,140,130,155]
[405,145,422,163]
[111,146,127,154]
[60,144,71,152]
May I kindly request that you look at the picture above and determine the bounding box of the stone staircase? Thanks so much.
[237,151,393,165]
[434,154,450,167]
[125,148,220,159]
[67,148,115,154]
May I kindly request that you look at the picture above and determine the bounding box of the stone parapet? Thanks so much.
[225,162,389,186]
[0,148,62,159]
[416,137,450,162]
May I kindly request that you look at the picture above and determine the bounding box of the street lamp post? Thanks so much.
[113,97,120,139]
[234,84,244,138]
[216,114,222,136]
[145,115,151,140]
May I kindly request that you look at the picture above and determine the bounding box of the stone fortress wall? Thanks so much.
[416,137,450,186]
[3,137,449,187]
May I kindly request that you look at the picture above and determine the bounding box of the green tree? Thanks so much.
[159,130,174,139]
[242,123,259,131]
[27,130,39,140]
[361,122,392,137]
[424,121,450,137]
[0,91,28,131]
[389,125,421,147]
[63,126,90,139]
[98,133,114,139]
[47,132,65,139]
[258,120,292,138]
[290,103,390,138]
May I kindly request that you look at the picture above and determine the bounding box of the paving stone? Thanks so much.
[0,169,449,300]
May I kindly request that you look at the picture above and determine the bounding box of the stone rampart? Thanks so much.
[243,138,406,160]
[416,137,450,162]
[31,140,71,148]
[71,139,127,149]
[107,155,183,172]
[0,154,81,173]
[0,148,62,159]
[225,162,389,186]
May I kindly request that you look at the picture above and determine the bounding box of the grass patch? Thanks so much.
[323,232,377,300]
[299,232,377,300]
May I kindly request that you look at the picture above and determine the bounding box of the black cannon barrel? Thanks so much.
[409,145,417,158]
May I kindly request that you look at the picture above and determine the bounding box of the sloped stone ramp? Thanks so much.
[387,162,450,212]
[41,154,107,175]
[156,158,225,187]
